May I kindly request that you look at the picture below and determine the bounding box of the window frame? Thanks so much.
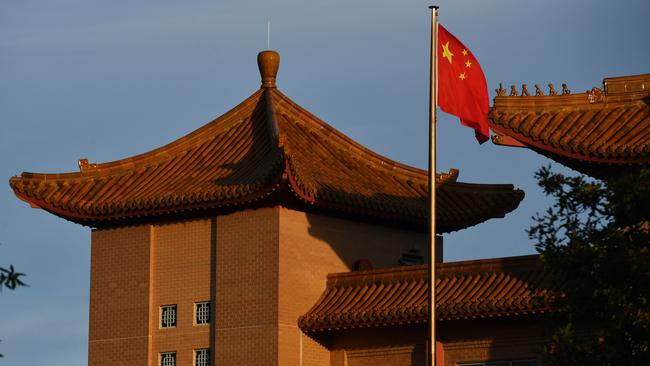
[159,304,177,329]
[194,301,211,326]
[194,348,210,366]
[159,351,176,366]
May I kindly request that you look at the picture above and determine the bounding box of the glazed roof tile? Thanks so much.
[10,51,524,229]
[489,74,650,178]
[298,255,551,332]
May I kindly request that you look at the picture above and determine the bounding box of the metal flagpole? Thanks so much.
[427,5,439,366]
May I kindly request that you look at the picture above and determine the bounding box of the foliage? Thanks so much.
[1,253,28,359]
[0,265,27,291]
[529,166,650,365]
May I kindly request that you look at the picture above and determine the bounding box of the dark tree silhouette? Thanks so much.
[530,166,650,365]
[1,243,28,359]
[0,265,27,291]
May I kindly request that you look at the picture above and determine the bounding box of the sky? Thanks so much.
[1,0,648,364]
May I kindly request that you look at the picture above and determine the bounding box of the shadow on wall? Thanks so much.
[304,209,428,271]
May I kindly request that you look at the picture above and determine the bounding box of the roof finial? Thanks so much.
[258,50,280,88]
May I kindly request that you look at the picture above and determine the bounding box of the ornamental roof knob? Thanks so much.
[258,50,280,88]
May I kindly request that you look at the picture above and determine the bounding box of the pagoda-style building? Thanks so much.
[490,74,650,179]
[10,51,538,366]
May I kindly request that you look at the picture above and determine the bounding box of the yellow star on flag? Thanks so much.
[465,60,472,68]
[458,72,467,80]
[442,41,454,64]
[462,49,468,56]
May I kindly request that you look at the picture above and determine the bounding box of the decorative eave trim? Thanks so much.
[488,121,648,166]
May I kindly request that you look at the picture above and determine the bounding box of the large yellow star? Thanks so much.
[442,41,454,64]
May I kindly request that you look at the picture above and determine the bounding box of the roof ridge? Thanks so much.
[263,89,281,149]
[270,89,428,180]
[325,255,541,283]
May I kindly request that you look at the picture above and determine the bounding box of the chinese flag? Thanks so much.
[438,24,490,144]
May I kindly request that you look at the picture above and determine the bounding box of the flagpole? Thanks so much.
[427,5,438,366]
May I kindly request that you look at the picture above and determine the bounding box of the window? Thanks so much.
[160,305,177,328]
[160,352,176,366]
[194,348,210,366]
[459,360,536,366]
[195,301,211,325]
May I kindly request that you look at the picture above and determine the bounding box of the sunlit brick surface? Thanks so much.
[88,206,430,365]
[152,219,212,365]
[215,208,279,365]
[89,225,152,366]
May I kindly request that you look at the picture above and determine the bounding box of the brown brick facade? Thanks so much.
[214,208,279,365]
[278,208,427,366]
[327,326,427,366]
[152,220,212,365]
[441,318,544,366]
[89,225,153,366]
[88,207,545,366]
[321,319,543,366]
[88,207,428,365]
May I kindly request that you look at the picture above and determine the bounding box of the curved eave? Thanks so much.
[10,175,284,227]
[282,163,524,233]
[436,183,524,233]
[490,119,650,166]
[489,81,650,168]
[298,255,551,333]
[300,307,552,333]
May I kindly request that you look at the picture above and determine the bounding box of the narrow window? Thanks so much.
[160,352,176,366]
[194,348,210,366]
[195,301,211,325]
[160,305,177,328]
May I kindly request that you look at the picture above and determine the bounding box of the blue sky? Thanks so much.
[1,0,648,364]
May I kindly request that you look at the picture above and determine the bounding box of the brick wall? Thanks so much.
[323,318,544,366]
[89,225,153,366]
[215,208,279,365]
[441,318,544,366]
[151,219,212,365]
[278,208,427,366]
[88,207,429,366]
[327,326,426,366]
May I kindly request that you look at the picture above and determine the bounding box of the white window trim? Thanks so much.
[194,301,211,326]
[194,348,210,366]
[160,304,177,329]
[160,351,176,366]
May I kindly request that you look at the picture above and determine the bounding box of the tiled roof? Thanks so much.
[489,74,650,178]
[298,255,551,332]
[9,51,524,229]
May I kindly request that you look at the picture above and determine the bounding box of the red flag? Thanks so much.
[437,24,490,144]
